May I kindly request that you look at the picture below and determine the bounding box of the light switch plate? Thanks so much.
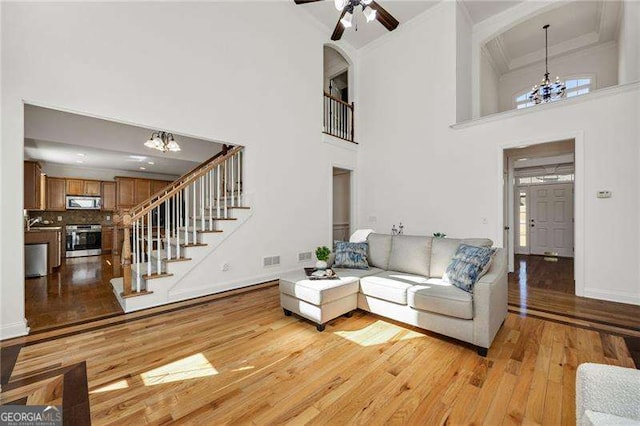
[597,191,612,199]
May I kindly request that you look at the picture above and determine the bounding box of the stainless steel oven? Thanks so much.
[65,224,102,257]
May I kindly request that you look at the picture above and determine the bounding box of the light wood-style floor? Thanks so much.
[2,285,636,425]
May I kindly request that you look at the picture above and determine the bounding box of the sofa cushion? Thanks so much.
[444,244,497,293]
[430,238,493,278]
[332,267,383,279]
[359,271,419,305]
[408,279,473,320]
[367,233,392,269]
[334,241,369,269]
[387,235,432,277]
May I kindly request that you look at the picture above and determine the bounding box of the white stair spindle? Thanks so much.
[231,154,235,207]
[166,198,171,261]
[209,169,213,231]
[135,219,140,292]
[224,159,228,218]
[184,187,189,247]
[177,191,181,259]
[192,180,197,243]
[216,164,221,219]
[147,211,151,277]
[200,176,205,231]
[156,205,161,274]
[238,150,242,206]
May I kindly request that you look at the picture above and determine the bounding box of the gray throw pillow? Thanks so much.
[443,244,497,293]
[333,241,369,269]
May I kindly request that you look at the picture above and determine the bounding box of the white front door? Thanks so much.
[530,183,574,257]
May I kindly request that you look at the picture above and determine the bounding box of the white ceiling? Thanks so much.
[24,105,223,176]
[484,0,623,74]
[296,0,439,48]
[460,0,523,24]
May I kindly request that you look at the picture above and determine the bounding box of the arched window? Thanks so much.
[514,76,593,110]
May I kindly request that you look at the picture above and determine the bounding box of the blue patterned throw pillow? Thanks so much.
[333,241,369,269]
[444,244,496,293]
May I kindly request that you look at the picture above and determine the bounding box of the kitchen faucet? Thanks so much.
[26,216,41,231]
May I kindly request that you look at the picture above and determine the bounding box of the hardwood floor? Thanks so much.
[1,285,636,424]
[25,254,123,332]
[508,255,640,336]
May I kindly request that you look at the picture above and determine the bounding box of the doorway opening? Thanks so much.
[504,139,575,298]
[333,167,352,242]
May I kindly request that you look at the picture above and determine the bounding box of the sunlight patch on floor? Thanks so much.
[90,379,129,393]
[141,353,218,386]
[334,320,424,346]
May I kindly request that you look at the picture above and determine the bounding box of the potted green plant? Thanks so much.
[315,246,331,270]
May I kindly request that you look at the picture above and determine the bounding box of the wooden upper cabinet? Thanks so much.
[46,177,66,211]
[151,180,170,195]
[67,179,101,196]
[24,161,45,210]
[84,180,101,196]
[134,179,151,205]
[101,182,116,211]
[66,179,85,196]
[116,178,136,209]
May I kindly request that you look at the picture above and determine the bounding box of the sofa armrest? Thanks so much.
[576,363,640,425]
[472,248,508,349]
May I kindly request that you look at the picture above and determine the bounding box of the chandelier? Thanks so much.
[144,131,181,153]
[529,24,566,105]
[334,0,376,28]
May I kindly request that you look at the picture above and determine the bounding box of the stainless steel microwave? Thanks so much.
[66,196,101,210]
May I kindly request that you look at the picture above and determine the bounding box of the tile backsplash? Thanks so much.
[30,210,114,226]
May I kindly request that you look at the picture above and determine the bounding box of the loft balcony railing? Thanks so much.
[323,92,355,143]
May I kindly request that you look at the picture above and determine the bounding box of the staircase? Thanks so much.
[110,146,251,312]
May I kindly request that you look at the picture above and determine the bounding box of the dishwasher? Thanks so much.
[25,243,48,277]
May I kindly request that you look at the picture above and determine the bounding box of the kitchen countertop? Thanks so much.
[25,226,63,232]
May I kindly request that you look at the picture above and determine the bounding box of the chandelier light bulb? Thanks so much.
[341,11,353,28]
[363,7,377,23]
[334,0,347,11]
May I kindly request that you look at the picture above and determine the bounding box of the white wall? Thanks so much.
[618,0,640,84]
[497,42,619,112]
[358,2,640,305]
[0,2,357,339]
[480,49,500,116]
[456,3,473,123]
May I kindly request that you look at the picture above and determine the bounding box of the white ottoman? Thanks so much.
[279,270,359,331]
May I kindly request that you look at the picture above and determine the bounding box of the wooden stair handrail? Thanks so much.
[124,149,228,215]
[116,145,243,223]
[323,92,354,109]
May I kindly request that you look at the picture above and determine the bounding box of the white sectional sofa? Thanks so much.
[280,233,508,356]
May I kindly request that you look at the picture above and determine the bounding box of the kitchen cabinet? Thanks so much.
[101,182,116,211]
[46,177,66,211]
[116,178,136,209]
[116,177,172,209]
[66,179,101,196]
[24,228,62,274]
[24,161,45,211]
[134,179,151,205]
[102,225,114,253]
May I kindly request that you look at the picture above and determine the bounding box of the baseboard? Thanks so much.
[0,319,30,341]
[168,267,299,302]
[582,288,640,306]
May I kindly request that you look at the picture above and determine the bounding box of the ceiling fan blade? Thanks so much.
[293,0,324,4]
[370,1,399,32]
[331,9,347,41]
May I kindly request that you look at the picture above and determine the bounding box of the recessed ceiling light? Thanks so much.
[140,166,146,170]
[76,160,84,163]
[77,153,86,157]
[147,161,154,165]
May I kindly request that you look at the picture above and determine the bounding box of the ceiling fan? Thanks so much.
[294,0,399,41]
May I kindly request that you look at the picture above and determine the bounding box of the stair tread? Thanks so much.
[163,257,192,263]
[142,272,174,280]
[190,216,238,221]
[121,290,154,299]
[180,243,208,248]
[177,227,224,233]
